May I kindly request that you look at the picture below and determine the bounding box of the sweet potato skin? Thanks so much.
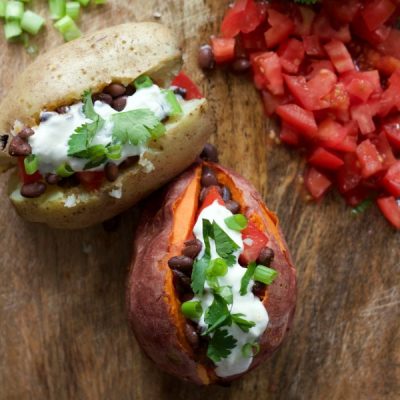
[127,162,296,384]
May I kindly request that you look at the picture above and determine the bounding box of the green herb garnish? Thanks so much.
[181,300,203,319]
[241,342,260,358]
[204,295,231,334]
[133,75,153,90]
[206,258,228,278]
[215,286,233,305]
[24,154,39,175]
[239,262,257,295]
[254,265,278,285]
[351,199,373,216]
[224,214,248,231]
[207,329,237,363]
[213,221,239,266]
[231,313,256,333]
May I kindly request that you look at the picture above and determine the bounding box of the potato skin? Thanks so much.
[127,162,296,385]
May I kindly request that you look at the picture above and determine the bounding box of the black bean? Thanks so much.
[92,92,113,105]
[225,200,240,214]
[102,215,121,232]
[198,45,215,70]
[184,323,199,349]
[103,83,126,98]
[8,136,32,157]
[0,135,8,151]
[105,162,119,182]
[257,247,274,267]
[173,87,187,98]
[20,182,46,198]
[45,173,60,185]
[17,127,34,139]
[199,186,222,203]
[220,186,231,202]
[200,143,219,163]
[182,239,202,259]
[168,256,194,272]
[119,155,139,169]
[56,106,70,114]
[125,84,135,96]
[252,282,266,298]
[172,269,192,293]
[112,96,127,111]
[231,58,251,73]
[201,167,218,187]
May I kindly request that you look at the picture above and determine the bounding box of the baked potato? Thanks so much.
[127,160,296,385]
[0,22,213,229]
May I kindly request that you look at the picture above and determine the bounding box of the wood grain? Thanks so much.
[0,1,399,399]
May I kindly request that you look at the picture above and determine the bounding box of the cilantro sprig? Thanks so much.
[207,329,237,363]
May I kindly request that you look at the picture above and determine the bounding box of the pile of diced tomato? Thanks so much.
[210,0,400,229]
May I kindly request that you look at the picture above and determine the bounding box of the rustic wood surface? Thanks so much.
[0,1,399,399]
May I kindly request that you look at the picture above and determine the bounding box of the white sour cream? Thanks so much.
[28,85,172,175]
[192,201,269,378]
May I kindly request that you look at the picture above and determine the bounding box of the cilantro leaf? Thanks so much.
[231,313,256,333]
[240,262,257,296]
[82,90,98,121]
[191,257,209,296]
[215,286,233,305]
[204,294,231,334]
[203,219,213,258]
[213,222,239,266]
[207,329,237,363]
[111,109,165,146]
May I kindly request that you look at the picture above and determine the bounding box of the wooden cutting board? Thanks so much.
[0,1,399,399]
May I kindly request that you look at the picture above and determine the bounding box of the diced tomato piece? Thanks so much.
[337,153,363,193]
[254,52,284,95]
[303,35,325,57]
[264,9,294,49]
[261,90,289,116]
[241,24,268,52]
[324,0,361,23]
[198,186,225,214]
[324,83,350,112]
[382,161,400,197]
[314,118,347,150]
[341,70,382,103]
[344,185,372,206]
[377,28,400,59]
[280,123,301,146]
[76,171,104,191]
[307,60,335,79]
[308,68,338,109]
[304,167,332,199]
[351,104,376,134]
[356,139,384,178]
[211,37,236,64]
[383,117,400,150]
[309,147,344,170]
[377,196,400,229]
[283,74,315,110]
[294,6,316,36]
[324,40,354,74]
[171,72,203,100]
[374,131,396,169]
[17,157,42,185]
[276,104,318,137]
[362,0,396,32]
[239,221,269,264]
[312,13,351,43]
[278,38,305,74]
[346,79,375,103]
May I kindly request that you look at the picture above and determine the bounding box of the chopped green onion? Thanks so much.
[66,2,80,20]
[164,90,183,117]
[254,265,278,285]
[351,199,373,216]
[77,0,90,6]
[181,301,203,320]
[24,155,39,175]
[133,75,153,90]
[206,258,228,278]
[49,0,66,20]
[241,342,260,358]
[215,286,233,305]
[224,214,248,231]
[6,1,24,21]
[149,122,166,140]
[21,11,45,35]
[54,15,81,41]
[94,0,107,4]
[106,144,122,160]
[56,163,74,177]
[0,1,6,18]
[4,21,22,40]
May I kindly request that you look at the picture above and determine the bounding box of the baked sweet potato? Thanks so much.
[127,161,296,384]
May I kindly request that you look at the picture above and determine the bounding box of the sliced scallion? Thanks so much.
[164,89,183,117]
[21,11,45,35]
[206,258,228,278]
[94,0,107,4]
[254,265,278,285]
[224,214,248,231]
[6,1,24,22]
[181,300,203,320]
[241,342,260,358]
[4,21,22,40]
[133,75,153,90]
[56,163,74,177]
[106,144,122,160]
[48,0,66,20]
[54,15,81,41]
[66,1,80,20]
[24,155,39,175]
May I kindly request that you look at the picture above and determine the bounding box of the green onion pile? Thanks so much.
[0,0,107,49]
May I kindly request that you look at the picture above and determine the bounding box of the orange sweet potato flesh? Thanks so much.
[127,162,296,385]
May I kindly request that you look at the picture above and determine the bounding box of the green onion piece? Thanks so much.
[106,144,122,160]
[133,75,153,90]
[66,2,80,20]
[224,214,248,231]
[351,199,373,216]
[206,258,228,278]
[54,15,81,41]
[164,89,183,117]
[242,342,260,358]
[216,286,233,305]
[149,122,166,140]
[181,301,203,320]
[0,1,6,18]
[6,1,24,21]
[56,163,74,177]
[21,11,45,35]
[77,0,90,6]
[94,0,107,4]
[254,265,278,285]
[48,0,66,20]
[4,21,22,40]
[24,155,39,175]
